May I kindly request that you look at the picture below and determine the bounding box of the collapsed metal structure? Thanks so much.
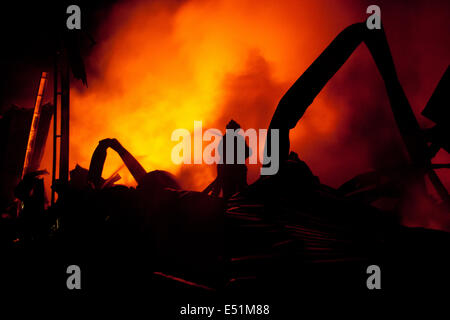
[265,23,448,204]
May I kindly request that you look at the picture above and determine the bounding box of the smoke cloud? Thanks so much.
[63,0,449,228]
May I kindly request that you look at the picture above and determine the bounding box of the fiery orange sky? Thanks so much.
[51,0,449,228]
[69,0,357,188]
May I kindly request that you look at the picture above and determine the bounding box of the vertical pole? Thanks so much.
[59,55,70,183]
[51,51,59,205]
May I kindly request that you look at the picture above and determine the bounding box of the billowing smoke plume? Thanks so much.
[65,0,449,229]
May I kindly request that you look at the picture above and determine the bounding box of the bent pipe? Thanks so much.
[264,22,447,200]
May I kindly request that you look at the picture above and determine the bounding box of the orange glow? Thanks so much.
[69,0,354,189]
[67,0,449,207]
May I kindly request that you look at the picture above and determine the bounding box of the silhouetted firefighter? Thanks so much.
[204,120,252,199]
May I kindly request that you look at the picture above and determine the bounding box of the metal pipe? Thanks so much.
[22,72,48,178]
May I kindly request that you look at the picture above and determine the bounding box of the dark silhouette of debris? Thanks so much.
[0,22,449,301]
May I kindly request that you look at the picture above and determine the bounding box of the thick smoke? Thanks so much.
[65,0,449,228]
